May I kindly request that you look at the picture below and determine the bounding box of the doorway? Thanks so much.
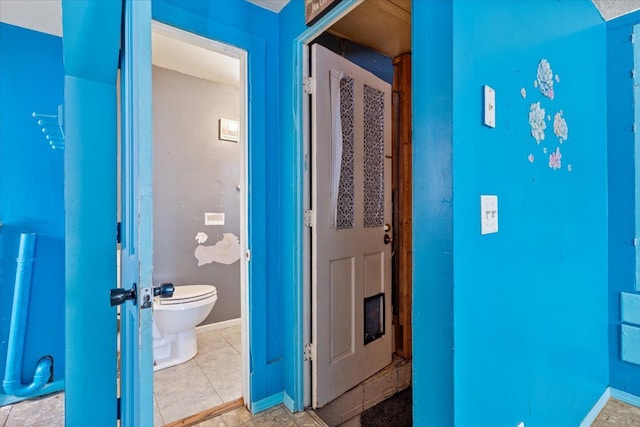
[149,22,249,425]
[300,0,412,413]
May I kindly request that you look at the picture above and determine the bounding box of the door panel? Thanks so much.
[312,44,392,408]
[119,0,154,425]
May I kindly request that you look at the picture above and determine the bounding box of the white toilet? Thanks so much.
[152,284,217,371]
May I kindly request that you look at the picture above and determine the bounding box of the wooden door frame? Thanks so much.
[392,53,412,360]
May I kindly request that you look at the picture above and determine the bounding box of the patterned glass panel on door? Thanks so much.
[336,76,355,230]
[363,84,384,228]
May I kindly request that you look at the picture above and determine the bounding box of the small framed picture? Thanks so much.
[219,118,239,142]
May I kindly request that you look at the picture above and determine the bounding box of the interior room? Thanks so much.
[149,23,246,425]
[3,0,640,426]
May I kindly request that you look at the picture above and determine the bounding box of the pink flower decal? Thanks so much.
[549,147,562,170]
[528,154,534,163]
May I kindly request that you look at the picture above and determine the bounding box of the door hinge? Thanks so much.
[116,222,121,244]
[116,397,121,421]
[245,249,251,262]
[303,210,315,228]
[304,343,315,361]
[303,76,315,95]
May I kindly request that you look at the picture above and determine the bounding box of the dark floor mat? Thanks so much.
[360,387,412,427]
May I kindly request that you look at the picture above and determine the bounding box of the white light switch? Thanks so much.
[481,195,498,235]
[484,85,496,128]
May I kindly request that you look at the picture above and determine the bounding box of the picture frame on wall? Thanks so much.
[219,118,239,142]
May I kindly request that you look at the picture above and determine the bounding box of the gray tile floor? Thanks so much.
[2,350,640,427]
[154,325,242,425]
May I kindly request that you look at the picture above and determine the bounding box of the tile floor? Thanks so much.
[593,398,640,426]
[193,405,327,427]
[154,325,242,425]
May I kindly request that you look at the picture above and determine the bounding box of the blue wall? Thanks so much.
[0,23,65,405]
[312,33,393,84]
[151,0,285,408]
[607,10,640,397]
[411,1,455,424]
[450,1,608,425]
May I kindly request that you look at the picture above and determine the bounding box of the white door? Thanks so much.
[311,44,393,408]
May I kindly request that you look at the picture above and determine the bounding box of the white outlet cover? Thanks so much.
[480,195,498,235]
[205,212,225,225]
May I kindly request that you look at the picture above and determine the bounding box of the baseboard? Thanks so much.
[579,387,610,427]
[196,318,241,334]
[282,391,296,412]
[611,388,640,407]
[251,392,283,414]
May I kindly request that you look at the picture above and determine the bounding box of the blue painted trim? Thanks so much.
[252,392,283,414]
[634,23,640,292]
[607,10,640,30]
[622,292,640,325]
[282,391,295,413]
[579,387,611,427]
[0,380,64,406]
[622,324,640,365]
[611,388,640,407]
[289,0,362,411]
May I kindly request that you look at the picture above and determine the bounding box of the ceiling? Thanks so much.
[592,0,640,20]
[328,0,411,58]
[152,30,241,87]
[246,0,291,13]
[1,0,640,66]
[0,0,62,36]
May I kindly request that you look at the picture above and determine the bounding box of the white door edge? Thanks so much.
[298,1,366,409]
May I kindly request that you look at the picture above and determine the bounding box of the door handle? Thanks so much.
[110,283,137,306]
[384,234,392,245]
[154,282,174,298]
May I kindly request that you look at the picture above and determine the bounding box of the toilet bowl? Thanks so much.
[152,284,217,371]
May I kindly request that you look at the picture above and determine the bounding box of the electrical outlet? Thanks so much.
[480,195,498,235]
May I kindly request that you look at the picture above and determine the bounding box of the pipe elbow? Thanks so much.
[2,356,52,397]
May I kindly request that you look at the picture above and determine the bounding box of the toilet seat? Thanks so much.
[156,285,217,305]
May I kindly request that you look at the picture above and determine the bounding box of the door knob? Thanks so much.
[154,282,174,298]
[110,283,137,306]
[384,234,392,245]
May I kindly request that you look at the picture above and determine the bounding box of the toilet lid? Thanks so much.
[156,285,217,305]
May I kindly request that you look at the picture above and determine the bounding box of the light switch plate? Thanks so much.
[481,195,498,235]
[205,212,225,225]
[484,85,496,128]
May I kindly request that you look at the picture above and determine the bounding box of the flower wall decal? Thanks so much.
[528,154,535,163]
[521,88,527,99]
[553,110,568,142]
[549,147,562,170]
[537,59,554,100]
[529,102,546,144]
